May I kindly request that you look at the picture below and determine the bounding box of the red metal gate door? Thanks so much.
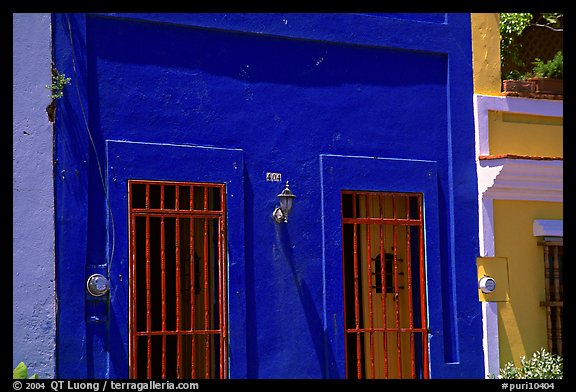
[341,191,429,379]
[128,180,228,379]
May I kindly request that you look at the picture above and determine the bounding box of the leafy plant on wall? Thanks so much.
[45,63,71,122]
[500,13,563,80]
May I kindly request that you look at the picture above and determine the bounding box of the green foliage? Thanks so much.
[500,13,564,80]
[13,362,39,379]
[500,13,533,79]
[531,51,563,79]
[46,66,71,99]
[500,13,533,49]
[494,348,563,379]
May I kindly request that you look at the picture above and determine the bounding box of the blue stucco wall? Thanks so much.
[13,13,56,378]
[52,13,483,379]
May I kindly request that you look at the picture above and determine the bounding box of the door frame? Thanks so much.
[103,140,246,378]
[320,154,443,378]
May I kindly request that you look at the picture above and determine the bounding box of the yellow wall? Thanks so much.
[472,12,564,370]
[488,111,563,157]
[471,13,502,95]
[471,13,563,158]
[493,200,563,366]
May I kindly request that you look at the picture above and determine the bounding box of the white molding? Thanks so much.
[533,220,563,237]
[473,94,563,379]
[473,94,563,156]
[478,158,563,202]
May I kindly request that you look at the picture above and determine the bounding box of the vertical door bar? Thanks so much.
[160,181,165,382]
[378,194,388,378]
[218,216,224,379]
[174,186,181,377]
[405,196,416,378]
[160,186,166,378]
[145,184,151,379]
[189,187,197,379]
[130,212,137,378]
[418,196,429,379]
[161,214,166,379]
[365,195,375,378]
[128,182,136,378]
[221,185,228,378]
[392,195,402,379]
[219,186,225,378]
[175,214,181,379]
[203,186,209,377]
[203,216,210,378]
[352,193,361,378]
[175,186,180,210]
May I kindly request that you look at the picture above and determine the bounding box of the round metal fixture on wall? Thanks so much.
[86,274,110,297]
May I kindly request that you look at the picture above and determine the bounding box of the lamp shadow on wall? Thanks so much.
[274,222,338,378]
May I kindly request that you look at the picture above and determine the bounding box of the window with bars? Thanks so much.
[538,238,563,357]
[341,191,429,379]
[128,180,228,379]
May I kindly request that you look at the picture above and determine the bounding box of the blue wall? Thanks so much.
[13,13,56,378]
[53,13,483,378]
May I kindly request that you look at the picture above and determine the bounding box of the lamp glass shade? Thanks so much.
[280,196,293,214]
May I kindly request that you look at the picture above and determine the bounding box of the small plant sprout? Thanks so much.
[46,65,71,99]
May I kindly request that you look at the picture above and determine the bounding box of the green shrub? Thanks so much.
[531,51,563,79]
[496,348,563,379]
[13,362,39,379]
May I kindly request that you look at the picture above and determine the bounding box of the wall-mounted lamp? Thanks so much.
[273,181,296,223]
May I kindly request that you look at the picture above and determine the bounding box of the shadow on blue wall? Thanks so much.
[274,222,337,378]
[88,15,446,90]
[243,169,260,378]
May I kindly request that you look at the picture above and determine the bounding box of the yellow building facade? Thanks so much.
[471,14,563,377]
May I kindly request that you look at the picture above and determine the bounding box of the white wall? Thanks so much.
[13,13,56,378]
